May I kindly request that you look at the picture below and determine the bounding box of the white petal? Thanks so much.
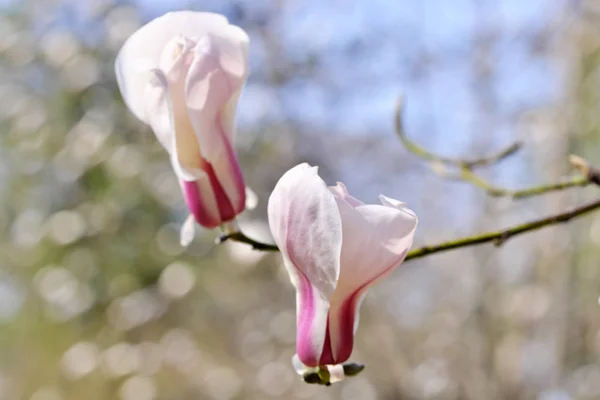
[144,68,204,183]
[329,182,363,208]
[245,187,258,210]
[180,214,196,247]
[185,34,244,157]
[379,194,416,218]
[328,364,346,383]
[378,194,406,209]
[337,201,417,293]
[115,11,229,122]
[327,196,417,362]
[291,354,347,383]
[159,38,207,179]
[220,220,238,234]
[171,158,206,182]
[268,163,342,297]
[268,163,343,366]
[144,69,173,152]
[352,292,367,334]
[292,354,315,376]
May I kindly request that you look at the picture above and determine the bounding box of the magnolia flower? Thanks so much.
[268,163,417,380]
[115,11,251,245]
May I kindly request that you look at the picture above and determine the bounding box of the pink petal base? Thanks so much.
[295,270,318,367]
[318,293,357,366]
[215,127,247,213]
[182,160,236,228]
[321,248,410,366]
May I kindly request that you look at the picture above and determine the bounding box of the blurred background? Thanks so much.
[1,0,600,399]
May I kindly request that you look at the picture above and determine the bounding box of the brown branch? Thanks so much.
[404,197,600,261]
[217,196,600,261]
[216,231,279,251]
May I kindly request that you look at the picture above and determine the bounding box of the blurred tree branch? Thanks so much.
[394,98,592,198]
[217,101,600,263]
[404,196,600,261]
[454,168,589,199]
[394,101,522,169]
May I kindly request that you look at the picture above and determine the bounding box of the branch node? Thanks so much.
[570,154,600,186]
[493,232,509,247]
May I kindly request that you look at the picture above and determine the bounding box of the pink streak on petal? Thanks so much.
[331,249,409,364]
[294,268,319,367]
[330,293,358,364]
[182,179,221,228]
[203,160,236,222]
[181,158,238,227]
[212,120,246,214]
[318,319,335,366]
[267,164,343,368]
[183,37,246,214]
[287,219,332,368]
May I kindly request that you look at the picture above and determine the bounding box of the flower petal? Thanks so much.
[212,26,249,145]
[327,194,417,363]
[268,163,343,366]
[291,354,348,384]
[181,176,221,229]
[245,187,259,210]
[180,214,196,247]
[379,194,416,218]
[328,364,346,383]
[142,68,204,182]
[206,135,246,215]
[185,33,247,157]
[143,69,173,152]
[185,35,247,212]
[329,182,363,208]
[157,38,207,180]
[115,11,229,122]
[292,353,314,376]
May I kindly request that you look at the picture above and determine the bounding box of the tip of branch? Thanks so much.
[465,141,523,168]
[430,161,451,178]
[394,97,405,127]
[569,154,589,175]
[395,95,405,110]
[505,141,523,156]
[570,154,600,186]
[215,234,232,245]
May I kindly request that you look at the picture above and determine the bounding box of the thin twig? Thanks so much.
[394,98,521,168]
[394,98,591,198]
[404,197,600,261]
[457,168,590,198]
[217,197,600,261]
[216,231,279,251]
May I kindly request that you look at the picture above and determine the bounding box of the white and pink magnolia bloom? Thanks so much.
[268,163,417,372]
[114,11,250,243]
